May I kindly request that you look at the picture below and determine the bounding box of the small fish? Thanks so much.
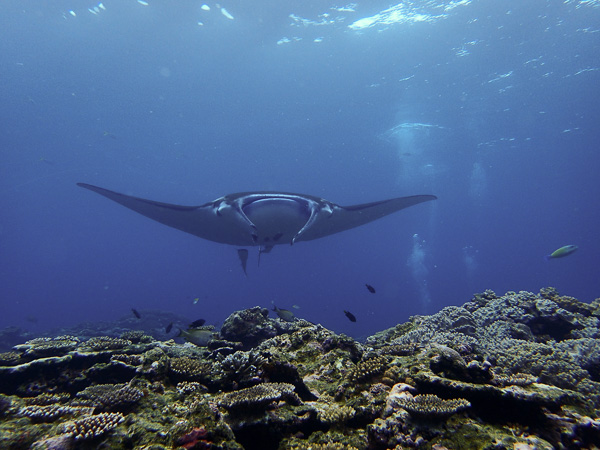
[193,297,200,304]
[221,7,234,20]
[177,327,217,347]
[131,308,141,319]
[545,245,578,261]
[272,305,296,322]
[237,249,248,276]
[344,310,357,322]
[165,322,173,334]
[189,319,206,328]
[292,305,301,310]
[365,284,376,294]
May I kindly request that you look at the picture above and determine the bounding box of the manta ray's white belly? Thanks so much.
[243,198,310,245]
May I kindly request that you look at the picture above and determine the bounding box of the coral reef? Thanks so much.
[63,412,124,440]
[391,393,471,418]
[0,289,599,449]
[75,383,144,412]
[218,382,301,411]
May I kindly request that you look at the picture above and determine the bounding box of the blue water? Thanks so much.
[1,0,599,340]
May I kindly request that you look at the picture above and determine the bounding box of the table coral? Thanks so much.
[62,412,124,440]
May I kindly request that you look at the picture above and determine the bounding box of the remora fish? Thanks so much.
[237,249,248,276]
[545,245,578,261]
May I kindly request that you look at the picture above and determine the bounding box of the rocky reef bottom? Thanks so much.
[1,287,600,449]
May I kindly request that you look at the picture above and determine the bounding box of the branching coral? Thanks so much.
[218,382,300,411]
[24,393,70,405]
[176,381,206,395]
[491,372,538,387]
[119,330,152,343]
[318,404,356,424]
[377,343,421,357]
[16,336,79,357]
[289,444,359,450]
[75,383,144,412]
[0,351,21,365]
[82,336,132,351]
[19,404,75,422]
[63,412,124,440]
[110,354,144,366]
[393,393,470,418]
[348,356,388,382]
[217,350,266,378]
[169,357,209,380]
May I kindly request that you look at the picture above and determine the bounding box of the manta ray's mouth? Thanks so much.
[243,197,311,244]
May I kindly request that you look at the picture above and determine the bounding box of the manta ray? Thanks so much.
[77,183,436,258]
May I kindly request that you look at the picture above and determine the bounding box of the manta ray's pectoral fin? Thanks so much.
[291,200,334,245]
[294,194,437,243]
[213,197,259,243]
[77,183,258,246]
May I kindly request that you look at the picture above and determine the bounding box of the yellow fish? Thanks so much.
[545,245,578,261]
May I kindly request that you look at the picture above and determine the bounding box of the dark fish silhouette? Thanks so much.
[189,319,206,328]
[344,310,357,322]
[365,284,376,294]
[237,248,249,275]
[131,308,141,319]
[165,322,173,334]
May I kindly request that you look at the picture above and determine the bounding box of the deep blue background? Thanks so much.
[1,0,599,339]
